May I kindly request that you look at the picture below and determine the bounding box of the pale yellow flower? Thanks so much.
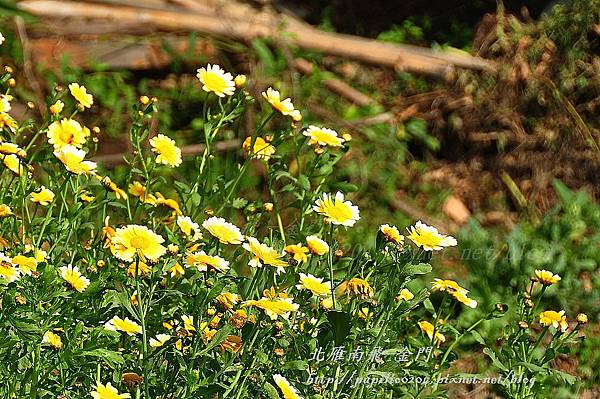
[59,265,90,292]
[177,216,202,241]
[262,87,302,121]
[418,320,446,344]
[0,252,20,282]
[169,262,185,278]
[273,374,302,399]
[2,154,24,176]
[49,100,64,115]
[243,236,288,274]
[105,316,142,336]
[202,216,244,244]
[303,125,344,147]
[112,225,167,262]
[396,288,414,302]
[306,235,329,255]
[150,134,182,167]
[0,204,12,217]
[91,381,131,399]
[196,64,235,97]
[0,95,11,113]
[380,224,404,245]
[182,314,196,332]
[0,142,26,157]
[68,83,93,108]
[149,333,170,348]
[431,278,477,308]
[407,221,457,251]
[0,112,17,132]
[244,296,299,320]
[46,118,90,149]
[12,255,38,275]
[313,192,360,227]
[234,74,247,88]
[30,186,55,206]
[42,331,63,349]
[242,136,275,160]
[534,269,561,286]
[284,243,309,263]
[296,273,331,297]
[186,251,230,273]
[539,310,568,332]
[54,145,97,175]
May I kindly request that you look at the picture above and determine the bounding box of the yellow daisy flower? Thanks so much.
[30,186,55,206]
[202,216,244,244]
[42,331,63,349]
[0,252,20,282]
[168,262,185,278]
[104,316,142,336]
[396,288,414,302]
[149,333,170,348]
[234,74,247,88]
[0,94,12,113]
[129,181,147,199]
[99,176,128,200]
[112,225,167,262]
[262,87,302,121]
[59,265,90,292]
[431,278,477,308]
[243,296,299,320]
[406,221,457,251]
[303,125,344,148]
[177,216,202,241]
[418,320,446,344]
[539,310,568,332]
[196,64,235,97]
[242,136,275,160]
[150,134,182,167]
[273,374,302,399]
[0,142,26,157]
[216,292,241,310]
[54,145,97,175]
[154,193,183,215]
[46,118,90,149]
[284,243,309,263]
[182,314,196,332]
[12,255,38,275]
[450,290,478,308]
[126,261,152,278]
[313,192,360,227]
[305,235,329,255]
[296,273,331,297]
[49,100,64,115]
[68,83,93,108]
[2,154,25,176]
[243,236,289,274]
[380,224,404,245]
[91,381,131,399]
[0,204,13,217]
[0,112,17,132]
[534,269,561,286]
[186,251,230,273]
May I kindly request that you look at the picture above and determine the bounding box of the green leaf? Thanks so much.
[283,360,308,371]
[401,263,432,276]
[263,382,280,399]
[79,349,124,367]
[327,311,351,345]
[470,330,486,346]
[483,348,508,372]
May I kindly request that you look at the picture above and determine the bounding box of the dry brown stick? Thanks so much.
[294,58,375,106]
[14,16,47,118]
[93,139,241,166]
[18,0,497,76]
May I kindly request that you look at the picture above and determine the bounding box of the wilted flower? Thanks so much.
[346,277,373,299]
